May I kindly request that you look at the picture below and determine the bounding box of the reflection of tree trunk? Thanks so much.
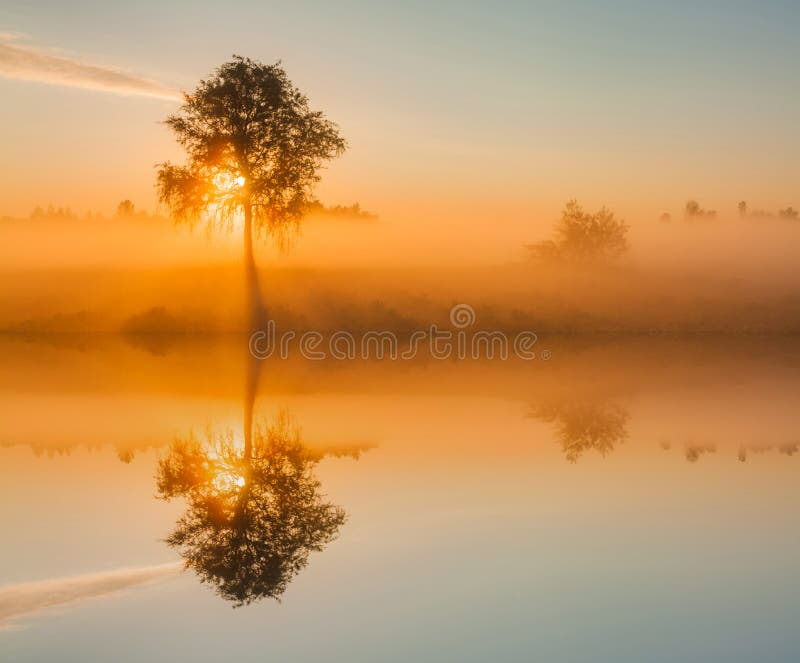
[243,202,262,333]
[243,351,260,460]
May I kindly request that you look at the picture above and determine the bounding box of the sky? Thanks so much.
[0,0,798,253]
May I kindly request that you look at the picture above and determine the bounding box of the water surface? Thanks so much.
[1,336,798,662]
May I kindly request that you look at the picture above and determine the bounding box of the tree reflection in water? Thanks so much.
[156,412,346,605]
[530,401,629,462]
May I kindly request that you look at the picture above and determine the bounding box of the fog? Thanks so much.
[1,204,799,334]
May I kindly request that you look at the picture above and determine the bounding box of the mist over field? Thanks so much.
[2,203,799,335]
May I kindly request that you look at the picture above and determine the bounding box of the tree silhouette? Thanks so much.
[157,56,346,330]
[156,412,346,605]
[684,199,716,220]
[738,200,748,216]
[530,401,629,462]
[115,199,136,219]
[527,200,628,262]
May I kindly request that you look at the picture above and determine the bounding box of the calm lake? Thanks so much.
[1,336,799,662]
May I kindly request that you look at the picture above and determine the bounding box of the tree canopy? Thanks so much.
[528,200,629,262]
[157,56,346,236]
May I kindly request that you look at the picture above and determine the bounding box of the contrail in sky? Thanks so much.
[0,37,182,101]
[0,562,183,630]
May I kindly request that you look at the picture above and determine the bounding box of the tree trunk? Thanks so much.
[242,202,261,333]
[242,201,262,460]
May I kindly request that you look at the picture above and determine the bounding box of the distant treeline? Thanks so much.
[660,199,798,223]
[8,198,377,223]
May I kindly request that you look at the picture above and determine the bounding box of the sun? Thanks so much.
[212,171,246,194]
[211,468,247,491]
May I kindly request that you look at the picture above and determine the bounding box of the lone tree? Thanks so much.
[527,200,629,262]
[157,56,346,330]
